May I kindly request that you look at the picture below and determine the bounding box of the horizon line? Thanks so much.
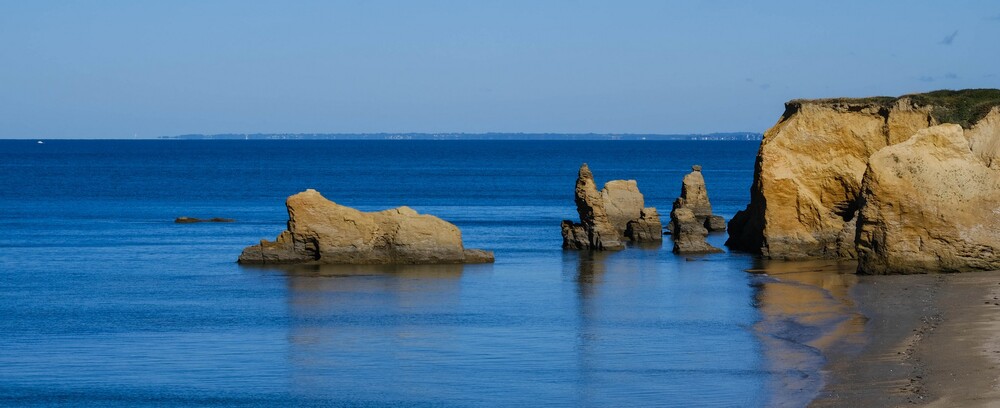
[2,131,763,141]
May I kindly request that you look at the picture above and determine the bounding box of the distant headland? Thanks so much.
[158,132,762,141]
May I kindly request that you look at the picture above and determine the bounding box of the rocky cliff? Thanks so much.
[561,164,661,250]
[238,189,494,265]
[856,124,1000,274]
[728,89,1000,263]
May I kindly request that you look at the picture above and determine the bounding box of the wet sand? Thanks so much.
[810,271,1000,407]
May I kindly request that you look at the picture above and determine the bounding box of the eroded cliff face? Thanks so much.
[727,90,1000,261]
[856,124,1000,274]
[968,107,1000,169]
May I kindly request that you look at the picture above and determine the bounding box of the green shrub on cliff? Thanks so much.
[906,89,1000,129]
[792,89,1000,129]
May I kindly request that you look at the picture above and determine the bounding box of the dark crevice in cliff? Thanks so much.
[834,197,861,223]
[726,154,767,254]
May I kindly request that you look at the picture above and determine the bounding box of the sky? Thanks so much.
[1,0,998,138]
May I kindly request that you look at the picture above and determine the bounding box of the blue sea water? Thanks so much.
[0,140,862,407]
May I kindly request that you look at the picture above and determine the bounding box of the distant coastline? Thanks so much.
[157,132,763,141]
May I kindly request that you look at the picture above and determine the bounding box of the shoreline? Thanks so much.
[810,271,1000,407]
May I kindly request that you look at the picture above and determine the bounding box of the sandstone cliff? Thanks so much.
[728,89,1000,261]
[561,164,661,250]
[238,189,494,265]
[856,124,1000,274]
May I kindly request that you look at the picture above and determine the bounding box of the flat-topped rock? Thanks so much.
[238,189,494,265]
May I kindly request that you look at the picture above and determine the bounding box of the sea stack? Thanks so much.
[672,165,726,232]
[238,189,494,265]
[561,164,662,250]
[726,89,1000,274]
[669,165,724,254]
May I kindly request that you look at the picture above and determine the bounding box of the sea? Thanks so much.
[0,140,865,407]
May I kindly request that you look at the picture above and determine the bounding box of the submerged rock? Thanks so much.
[727,89,1000,260]
[238,189,494,265]
[856,125,1000,274]
[561,164,661,250]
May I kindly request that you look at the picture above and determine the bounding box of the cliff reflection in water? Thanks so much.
[748,260,866,407]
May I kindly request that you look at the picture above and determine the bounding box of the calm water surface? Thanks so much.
[0,140,863,407]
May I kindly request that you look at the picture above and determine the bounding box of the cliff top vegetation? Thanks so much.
[789,89,1000,128]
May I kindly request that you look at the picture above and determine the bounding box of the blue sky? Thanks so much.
[1,1,998,138]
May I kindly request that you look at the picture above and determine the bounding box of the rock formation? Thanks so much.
[602,180,645,237]
[672,165,726,232]
[856,124,1000,274]
[705,215,726,232]
[670,207,723,254]
[625,208,663,242]
[238,189,494,265]
[561,164,661,250]
[677,165,713,218]
[728,89,1000,261]
[670,165,726,254]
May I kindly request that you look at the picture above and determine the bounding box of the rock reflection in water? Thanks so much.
[561,247,669,406]
[278,263,479,400]
[565,250,608,407]
[568,250,609,289]
[748,260,866,407]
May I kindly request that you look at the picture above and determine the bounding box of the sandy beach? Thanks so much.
[811,271,1000,407]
